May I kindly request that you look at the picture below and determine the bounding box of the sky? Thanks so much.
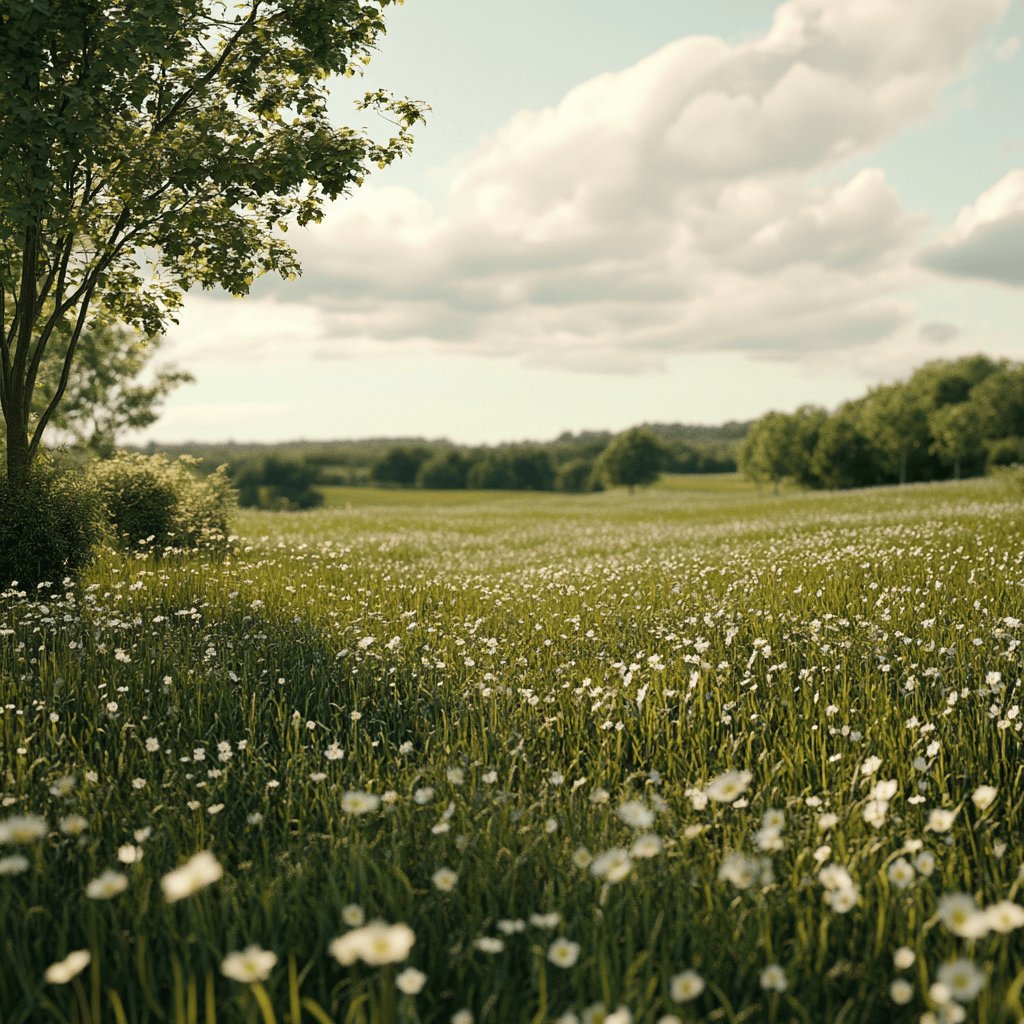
[141,0,1024,445]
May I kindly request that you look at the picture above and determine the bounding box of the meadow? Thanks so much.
[1,474,1022,1024]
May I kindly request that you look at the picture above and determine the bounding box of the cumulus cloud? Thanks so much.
[921,170,1024,286]
[181,0,1008,371]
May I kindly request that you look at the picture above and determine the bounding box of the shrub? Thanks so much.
[91,453,235,553]
[0,459,106,590]
[555,458,604,493]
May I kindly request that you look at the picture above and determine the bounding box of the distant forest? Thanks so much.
[138,422,749,508]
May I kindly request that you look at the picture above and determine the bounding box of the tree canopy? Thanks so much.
[0,0,425,483]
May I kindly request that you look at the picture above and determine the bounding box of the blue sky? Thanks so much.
[144,0,1024,444]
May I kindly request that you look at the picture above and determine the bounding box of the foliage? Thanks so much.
[90,452,234,552]
[0,0,426,485]
[231,456,324,510]
[555,457,604,493]
[39,323,194,457]
[741,356,1024,491]
[416,450,471,490]
[0,479,1021,1022]
[370,445,433,487]
[599,427,669,491]
[0,456,105,588]
[465,446,556,491]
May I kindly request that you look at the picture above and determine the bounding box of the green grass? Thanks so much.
[1,475,1022,1023]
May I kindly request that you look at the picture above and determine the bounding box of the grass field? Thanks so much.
[1,475,1022,1024]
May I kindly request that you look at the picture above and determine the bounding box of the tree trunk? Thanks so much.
[5,418,32,487]
[954,458,961,481]
[899,451,908,486]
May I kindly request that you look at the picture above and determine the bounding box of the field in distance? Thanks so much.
[1,474,1022,1023]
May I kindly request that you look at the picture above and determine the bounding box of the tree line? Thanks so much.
[739,356,1024,490]
[181,423,746,508]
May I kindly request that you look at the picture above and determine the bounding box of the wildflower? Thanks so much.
[0,854,29,875]
[330,921,416,966]
[759,964,787,993]
[861,756,883,775]
[44,950,91,985]
[221,945,277,983]
[451,1011,474,1024]
[915,851,936,877]
[824,885,859,913]
[432,867,458,892]
[591,847,633,884]
[971,786,997,811]
[497,919,525,935]
[889,978,914,1004]
[342,904,365,927]
[926,809,957,833]
[547,937,581,968]
[530,911,562,929]
[118,844,142,864]
[887,858,916,890]
[160,851,223,903]
[85,870,128,900]
[414,787,435,805]
[341,791,380,815]
[616,800,654,829]
[937,893,989,939]
[985,900,1024,932]
[473,936,505,954]
[49,775,76,798]
[59,814,89,837]
[572,846,589,868]
[670,969,705,1002]
[705,770,752,803]
[936,959,985,1003]
[446,768,465,785]
[893,947,916,970]
[145,737,160,752]
[718,852,759,890]
[630,834,663,859]
[0,814,47,844]
[396,967,427,995]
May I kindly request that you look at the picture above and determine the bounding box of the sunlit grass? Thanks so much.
[1,475,1021,1023]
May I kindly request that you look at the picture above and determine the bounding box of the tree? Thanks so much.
[738,410,825,492]
[371,445,433,487]
[928,403,986,480]
[232,456,323,510]
[416,450,470,490]
[41,322,193,456]
[599,428,667,492]
[1,1,426,487]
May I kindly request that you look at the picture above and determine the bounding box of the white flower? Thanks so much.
[616,800,654,829]
[824,885,860,914]
[160,851,223,903]
[860,756,883,775]
[670,969,705,1003]
[547,937,581,968]
[0,854,29,875]
[926,808,958,833]
[58,814,89,836]
[914,850,936,877]
[630,834,663,859]
[887,858,916,890]
[451,1011,474,1024]
[342,904,365,927]
[221,945,277,983]
[705,770,752,803]
[971,786,997,811]
[530,911,562,929]
[889,978,914,1004]
[985,900,1024,933]
[718,852,759,890]
[395,967,427,995]
[893,946,916,970]
[759,964,787,993]
[0,814,47,844]
[341,791,380,815]
[432,867,458,892]
[572,846,593,869]
[85,870,128,900]
[44,950,91,984]
[414,787,435,805]
[591,847,633,884]
[936,959,985,1003]
[937,893,990,939]
[330,921,416,966]
[473,936,505,954]
[145,737,160,752]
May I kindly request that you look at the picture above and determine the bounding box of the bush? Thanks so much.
[0,460,106,589]
[91,453,235,553]
[231,456,323,510]
[555,458,604,493]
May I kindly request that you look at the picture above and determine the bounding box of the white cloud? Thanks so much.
[178,0,1008,371]
[921,170,1024,286]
